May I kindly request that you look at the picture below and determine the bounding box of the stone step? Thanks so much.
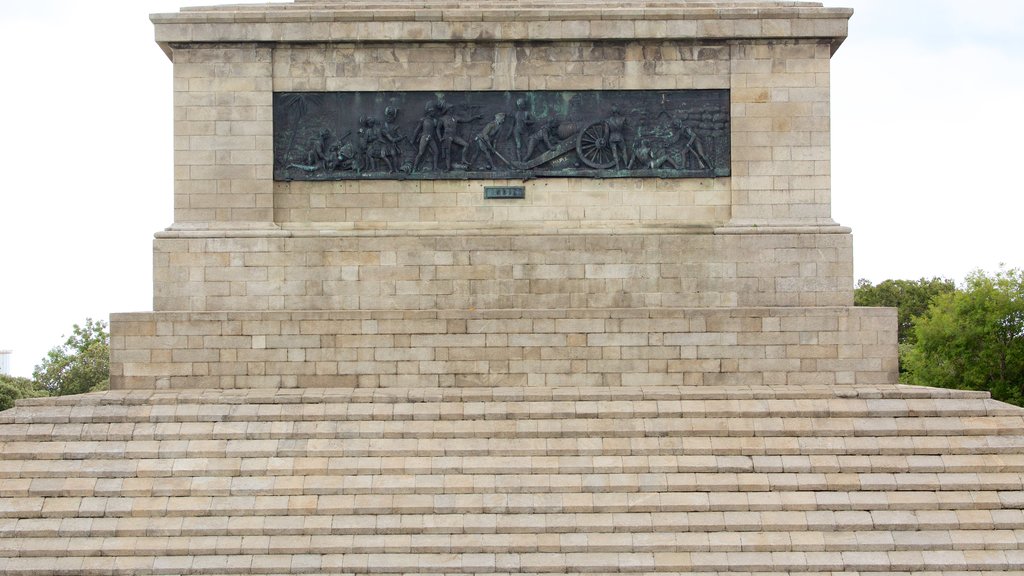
[3,385,1002,412]
[3,529,1024,557]
[0,550,1020,574]
[9,391,1007,414]
[3,399,1018,423]
[2,385,1021,574]
[12,461,1024,487]
[6,510,1024,539]
[4,415,1022,443]
[5,506,1024,532]
[5,452,1024,480]
[6,471,1024,499]
[6,510,1024,537]
[13,384,988,405]
[4,433,1023,457]
[2,490,1021,519]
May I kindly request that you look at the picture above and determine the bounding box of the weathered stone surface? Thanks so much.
[151,231,855,313]
[3,384,1024,574]
[110,307,895,390]
[168,37,838,229]
[14,2,1014,574]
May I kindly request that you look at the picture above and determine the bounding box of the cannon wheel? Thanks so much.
[575,122,616,169]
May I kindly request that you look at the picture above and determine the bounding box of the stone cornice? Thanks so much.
[152,3,852,58]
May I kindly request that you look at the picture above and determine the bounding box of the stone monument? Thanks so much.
[1,1,1023,574]
[112,0,893,390]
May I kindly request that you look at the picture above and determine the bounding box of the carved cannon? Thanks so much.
[574,122,618,169]
[512,120,617,171]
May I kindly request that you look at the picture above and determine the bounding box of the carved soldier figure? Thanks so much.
[629,137,678,170]
[305,128,332,171]
[380,106,407,173]
[668,118,712,170]
[627,137,648,170]
[470,112,508,170]
[361,116,390,172]
[603,105,628,169]
[522,118,560,162]
[437,101,482,171]
[328,140,356,172]
[512,97,536,161]
[353,116,375,173]
[412,101,441,172]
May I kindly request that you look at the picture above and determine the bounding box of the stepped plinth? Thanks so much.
[2,0,1023,573]
[4,385,1024,574]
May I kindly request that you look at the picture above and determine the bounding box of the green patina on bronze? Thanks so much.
[274,90,730,181]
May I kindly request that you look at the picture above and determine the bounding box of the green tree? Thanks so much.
[903,268,1024,406]
[0,374,48,411]
[33,318,110,396]
[854,277,956,344]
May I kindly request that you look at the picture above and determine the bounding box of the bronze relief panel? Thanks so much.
[273,90,730,181]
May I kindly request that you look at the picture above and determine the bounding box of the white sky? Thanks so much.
[0,0,1022,377]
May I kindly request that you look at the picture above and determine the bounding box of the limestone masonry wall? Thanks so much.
[173,45,274,226]
[111,307,896,390]
[273,178,732,229]
[171,39,834,229]
[153,232,853,312]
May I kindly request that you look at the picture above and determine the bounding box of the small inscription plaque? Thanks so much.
[484,186,526,200]
[273,90,730,181]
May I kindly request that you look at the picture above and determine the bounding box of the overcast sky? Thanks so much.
[0,0,1022,377]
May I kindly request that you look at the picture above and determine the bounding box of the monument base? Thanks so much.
[110,307,896,390]
[152,229,855,313]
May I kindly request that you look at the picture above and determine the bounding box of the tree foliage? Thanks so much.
[902,269,1024,406]
[32,318,110,397]
[854,277,956,344]
[0,374,48,412]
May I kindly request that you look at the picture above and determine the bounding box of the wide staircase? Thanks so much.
[2,384,1024,574]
